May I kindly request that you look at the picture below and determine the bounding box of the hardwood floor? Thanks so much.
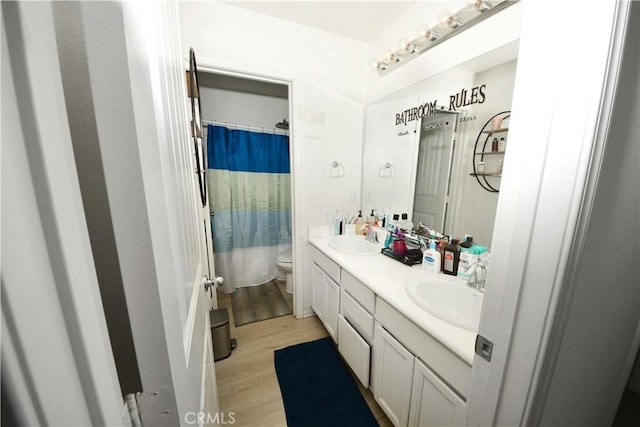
[214,283,392,426]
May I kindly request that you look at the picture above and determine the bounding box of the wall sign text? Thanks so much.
[395,100,438,125]
[394,84,488,125]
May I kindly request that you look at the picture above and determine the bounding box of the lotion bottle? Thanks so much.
[422,241,441,273]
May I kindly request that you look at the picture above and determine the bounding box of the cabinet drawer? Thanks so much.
[341,270,375,313]
[338,315,370,388]
[311,247,341,283]
[341,289,374,343]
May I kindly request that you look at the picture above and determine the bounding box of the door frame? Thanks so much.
[192,58,301,318]
[1,2,125,424]
[466,1,632,425]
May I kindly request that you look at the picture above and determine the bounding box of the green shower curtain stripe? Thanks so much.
[207,170,291,212]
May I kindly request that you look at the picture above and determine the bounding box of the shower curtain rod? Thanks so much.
[202,119,289,135]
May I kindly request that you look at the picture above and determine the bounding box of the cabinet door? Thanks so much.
[337,315,370,387]
[324,275,340,342]
[311,263,325,321]
[408,358,466,427]
[373,323,415,427]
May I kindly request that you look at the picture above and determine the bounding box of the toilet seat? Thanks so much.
[276,251,293,265]
[276,250,294,295]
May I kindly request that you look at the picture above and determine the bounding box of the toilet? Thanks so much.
[276,250,293,294]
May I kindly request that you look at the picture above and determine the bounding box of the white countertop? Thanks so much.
[309,235,477,365]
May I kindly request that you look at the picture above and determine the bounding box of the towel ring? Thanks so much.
[378,162,394,178]
[326,161,345,178]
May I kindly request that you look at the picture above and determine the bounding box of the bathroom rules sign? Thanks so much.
[394,83,487,126]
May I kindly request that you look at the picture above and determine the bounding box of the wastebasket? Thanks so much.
[210,308,232,361]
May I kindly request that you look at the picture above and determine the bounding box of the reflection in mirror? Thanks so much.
[362,41,519,248]
[412,111,457,231]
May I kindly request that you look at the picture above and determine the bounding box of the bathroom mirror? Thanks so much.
[362,41,519,248]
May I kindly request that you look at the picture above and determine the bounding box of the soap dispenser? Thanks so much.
[368,209,376,226]
[355,210,365,235]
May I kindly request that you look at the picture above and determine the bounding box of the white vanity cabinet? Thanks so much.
[373,298,470,427]
[308,240,473,427]
[311,248,341,342]
[372,322,415,427]
[408,358,465,427]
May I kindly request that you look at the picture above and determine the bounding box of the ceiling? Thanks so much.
[222,1,419,42]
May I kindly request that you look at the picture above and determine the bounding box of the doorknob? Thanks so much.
[203,276,224,297]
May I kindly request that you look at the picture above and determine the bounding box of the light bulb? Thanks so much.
[416,25,439,42]
[466,0,493,12]
[416,25,429,40]
[437,10,463,29]
[476,0,493,12]
[383,49,400,63]
[397,38,416,55]
[371,59,387,72]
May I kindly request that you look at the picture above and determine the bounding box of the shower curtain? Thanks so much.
[207,125,292,293]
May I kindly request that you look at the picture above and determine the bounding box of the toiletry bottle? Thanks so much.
[333,210,340,235]
[492,137,499,152]
[368,209,376,226]
[460,235,474,248]
[477,161,485,173]
[497,158,504,174]
[390,213,400,229]
[384,230,393,249]
[422,241,442,273]
[355,210,365,235]
[399,213,413,232]
[457,247,476,280]
[442,239,461,276]
[498,137,506,152]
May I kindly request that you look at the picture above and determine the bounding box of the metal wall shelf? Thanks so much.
[481,127,509,135]
[470,172,502,177]
[475,151,506,156]
[471,111,511,193]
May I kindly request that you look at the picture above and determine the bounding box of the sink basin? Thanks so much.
[328,235,379,256]
[405,275,484,332]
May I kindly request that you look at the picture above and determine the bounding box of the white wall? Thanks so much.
[180,1,367,316]
[199,86,289,130]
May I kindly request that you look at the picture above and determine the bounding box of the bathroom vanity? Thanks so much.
[308,234,478,427]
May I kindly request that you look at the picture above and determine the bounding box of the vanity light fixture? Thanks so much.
[372,0,517,76]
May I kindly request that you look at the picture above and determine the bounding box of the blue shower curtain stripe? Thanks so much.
[211,210,292,253]
[208,126,290,173]
[207,124,292,290]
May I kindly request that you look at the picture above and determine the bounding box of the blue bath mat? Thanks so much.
[274,337,378,427]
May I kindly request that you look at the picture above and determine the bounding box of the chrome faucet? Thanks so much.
[466,261,487,292]
[365,229,379,243]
